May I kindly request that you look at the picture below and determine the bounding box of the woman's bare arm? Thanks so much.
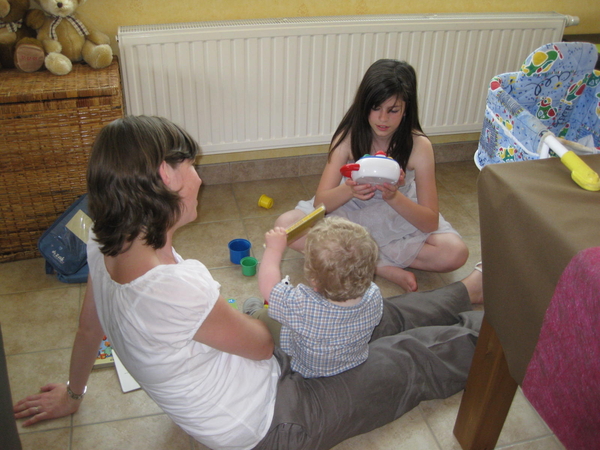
[193,296,274,360]
[14,276,104,426]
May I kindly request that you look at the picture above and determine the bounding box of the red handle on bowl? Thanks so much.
[340,163,360,178]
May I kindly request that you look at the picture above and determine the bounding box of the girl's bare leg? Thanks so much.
[376,265,418,292]
[410,233,469,272]
[274,209,307,253]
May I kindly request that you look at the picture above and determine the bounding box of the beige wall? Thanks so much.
[79,0,598,51]
[73,0,598,164]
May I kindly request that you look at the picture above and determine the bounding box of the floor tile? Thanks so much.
[210,266,263,304]
[497,389,554,446]
[18,427,71,450]
[331,407,441,450]
[438,192,480,237]
[196,184,240,223]
[72,367,163,427]
[419,388,555,450]
[299,174,321,196]
[0,287,80,355]
[173,221,248,269]
[10,349,73,434]
[497,436,566,450]
[232,178,311,219]
[436,161,481,195]
[0,257,65,295]
[456,194,480,226]
[419,391,464,450]
[71,414,192,450]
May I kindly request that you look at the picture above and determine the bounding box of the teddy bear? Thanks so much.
[26,0,112,75]
[0,0,45,72]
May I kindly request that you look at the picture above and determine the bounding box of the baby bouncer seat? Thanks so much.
[474,41,600,191]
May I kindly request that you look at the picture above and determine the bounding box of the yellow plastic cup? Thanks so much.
[258,194,274,209]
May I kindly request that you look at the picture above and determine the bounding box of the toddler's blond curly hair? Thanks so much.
[304,216,378,302]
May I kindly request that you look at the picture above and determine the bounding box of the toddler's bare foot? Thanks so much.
[376,266,418,292]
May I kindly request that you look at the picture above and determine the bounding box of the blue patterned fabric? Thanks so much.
[475,42,600,169]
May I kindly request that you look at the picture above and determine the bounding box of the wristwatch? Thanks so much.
[66,381,87,400]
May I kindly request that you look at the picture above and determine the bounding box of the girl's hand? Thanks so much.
[264,227,288,253]
[396,168,406,187]
[14,383,81,427]
[377,182,399,200]
[345,179,376,200]
[377,169,404,200]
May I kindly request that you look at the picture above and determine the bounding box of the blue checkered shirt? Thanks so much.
[268,281,383,378]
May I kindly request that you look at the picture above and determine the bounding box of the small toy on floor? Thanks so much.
[227,298,239,309]
[242,297,264,315]
[240,257,258,276]
[258,194,274,209]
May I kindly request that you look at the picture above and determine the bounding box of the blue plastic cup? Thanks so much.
[228,239,251,264]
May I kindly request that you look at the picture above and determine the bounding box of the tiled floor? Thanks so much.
[1,161,565,450]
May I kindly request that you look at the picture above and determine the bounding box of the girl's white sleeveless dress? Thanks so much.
[296,170,460,268]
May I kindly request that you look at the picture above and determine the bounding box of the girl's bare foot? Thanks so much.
[462,264,484,304]
[376,266,418,292]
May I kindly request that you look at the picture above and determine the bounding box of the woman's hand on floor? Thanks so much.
[14,383,81,427]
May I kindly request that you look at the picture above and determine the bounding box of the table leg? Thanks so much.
[453,316,518,450]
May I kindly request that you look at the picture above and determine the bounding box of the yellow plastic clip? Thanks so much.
[560,151,600,192]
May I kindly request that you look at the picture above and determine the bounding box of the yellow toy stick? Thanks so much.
[541,134,600,191]
[286,204,326,243]
[560,151,600,191]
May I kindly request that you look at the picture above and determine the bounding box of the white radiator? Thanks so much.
[117,13,577,155]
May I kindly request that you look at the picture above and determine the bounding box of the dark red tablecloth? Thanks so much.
[522,246,600,449]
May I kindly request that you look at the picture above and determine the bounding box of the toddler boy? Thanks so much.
[245,217,383,378]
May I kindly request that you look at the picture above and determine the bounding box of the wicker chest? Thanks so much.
[0,60,124,262]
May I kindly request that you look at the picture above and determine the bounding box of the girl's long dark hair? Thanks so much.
[330,59,425,170]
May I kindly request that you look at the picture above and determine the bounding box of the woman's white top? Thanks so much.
[88,233,280,450]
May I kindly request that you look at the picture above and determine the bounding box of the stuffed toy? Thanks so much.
[26,0,112,75]
[0,0,44,72]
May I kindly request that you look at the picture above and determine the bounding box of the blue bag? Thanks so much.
[38,195,92,284]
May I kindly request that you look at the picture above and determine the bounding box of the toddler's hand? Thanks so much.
[264,227,288,253]
[345,179,376,200]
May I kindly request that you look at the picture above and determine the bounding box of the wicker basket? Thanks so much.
[0,59,124,262]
